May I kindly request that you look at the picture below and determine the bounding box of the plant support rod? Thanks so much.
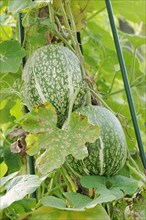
[105,0,146,170]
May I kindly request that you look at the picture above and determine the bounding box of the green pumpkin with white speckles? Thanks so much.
[22,45,86,125]
[67,105,127,176]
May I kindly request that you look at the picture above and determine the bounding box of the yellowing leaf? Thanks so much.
[0,162,8,178]
[22,104,100,174]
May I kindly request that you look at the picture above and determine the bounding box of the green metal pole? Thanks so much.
[105,0,146,170]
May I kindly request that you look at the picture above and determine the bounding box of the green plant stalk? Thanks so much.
[131,74,145,87]
[65,0,76,33]
[66,0,83,58]
[0,132,11,145]
[59,0,86,79]
[105,78,145,97]
[59,1,78,51]
[126,162,146,183]
[128,152,145,174]
[47,183,67,195]
[90,89,115,114]
[48,2,75,51]
[108,71,118,94]
[61,166,77,192]
[6,207,17,219]
[48,2,55,26]
[55,16,68,38]
[65,161,82,179]
[4,208,13,220]
[87,7,106,21]
[48,176,54,192]
[46,173,63,196]
[86,90,92,105]
[130,47,137,83]
[62,87,80,129]
[65,0,86,77]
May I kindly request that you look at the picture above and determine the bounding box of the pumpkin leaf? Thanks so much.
[0,40,26,73]
[18,205,110,220]
[0,172,18,187]
[63,192,92,210]
[80,175,139,204]
[42,196,66,209]
[22,104,99,174]
[42,193,92,211]
[0,175,41,210]
[18,102,57,133]
[35,112,99,174]
[120,33,146,49]
[0,162,8,178]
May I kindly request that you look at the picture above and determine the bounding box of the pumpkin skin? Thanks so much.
[22,45,86,125]
[67,105,127,176]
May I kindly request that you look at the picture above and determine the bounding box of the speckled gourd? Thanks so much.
[67,105,127,176]
[22,45,86,125]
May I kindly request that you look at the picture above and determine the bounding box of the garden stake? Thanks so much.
[18,12,37,198]
[105,0,146,171]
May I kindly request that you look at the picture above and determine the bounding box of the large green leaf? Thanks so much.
[120,33,146,49]
[18,205,110,220]
[80,175,139,204]
[113,1,146,23]
[0,40,26,73]
[28,112,99,174]
[8,0,53,13]
[18,102,57,133]
[8,0,32,12]
[0,172,18,187]
[87,22,115,51]
[3,147,22,173]
[0,174,41,210]
[42,196,66,209]
[63,192,92,210]
[20,103,100,174]
[42,193,93,211]
[0,99,16,125]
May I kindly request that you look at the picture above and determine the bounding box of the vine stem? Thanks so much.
[62,87,80,129]
[104,78,144,98]
[126,162,146,183]
[65,161,82,179]
[48,2,75,51]
[59,0,86,78]
[130,47,137,83]
[60,166,77,192]
[128,154,143,173]
[90,88,115,114]
[87,7,106,21]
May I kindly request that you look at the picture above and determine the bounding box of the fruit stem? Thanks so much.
[86,90,92,105]
[90,89,115,114]
[59,0,86,79]
[62,87,80,129]
[126,162,146,183]
[60,166,77,192]
[128,153,142,173]
[48,2,75,52]
[65,161,82,179]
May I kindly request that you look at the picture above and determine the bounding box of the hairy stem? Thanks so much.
[126,162,146,183]
[90,89,115,114]
[62,87,80,129]
[61,166,77,192]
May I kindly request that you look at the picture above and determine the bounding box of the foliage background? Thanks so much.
[0,0,146,219]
